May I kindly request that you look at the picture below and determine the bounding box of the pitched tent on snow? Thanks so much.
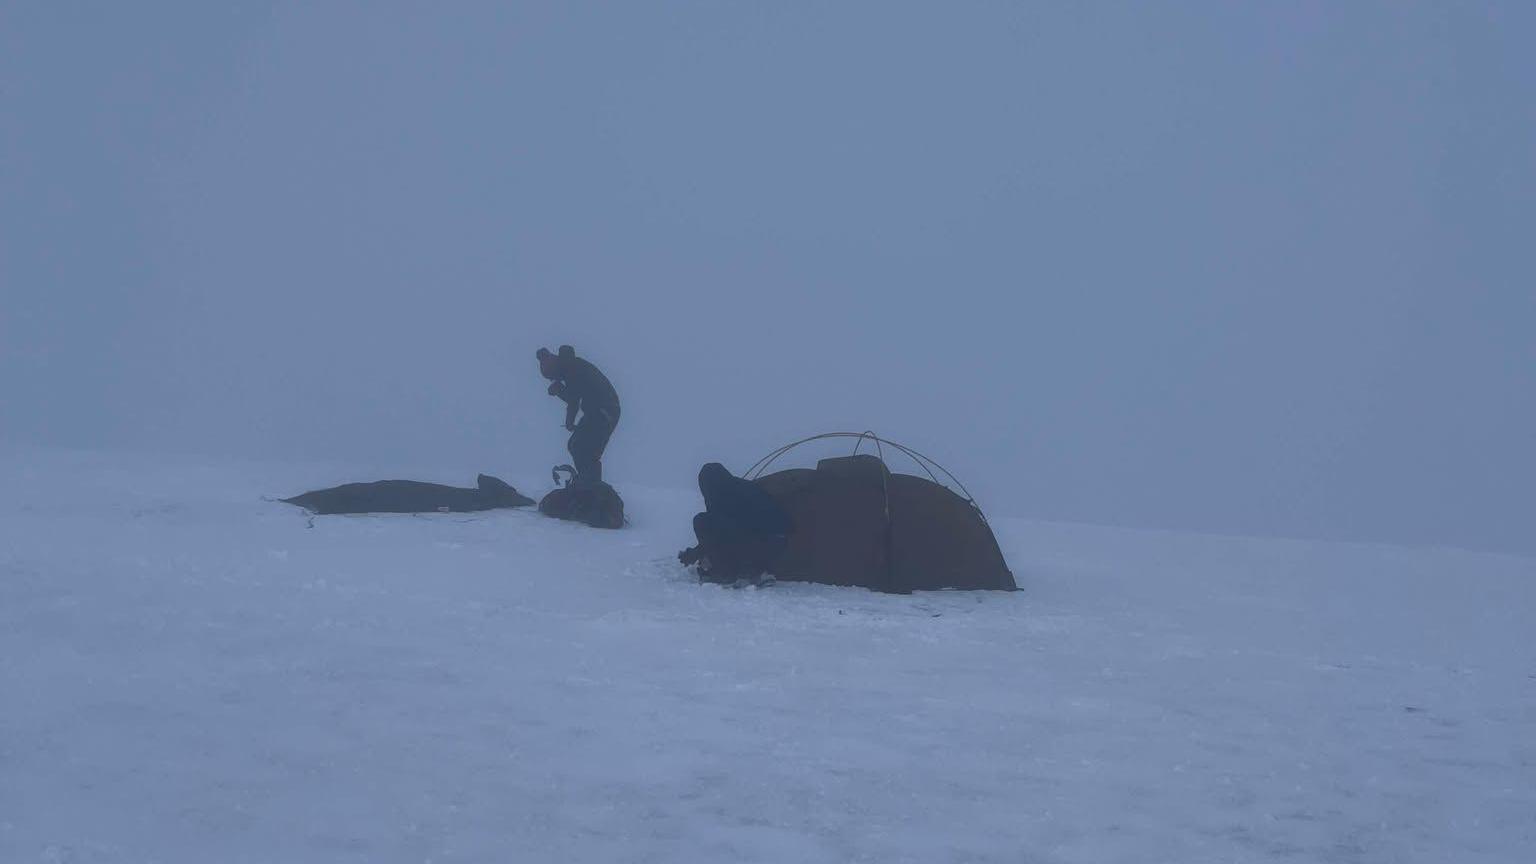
[747,433,1016,594]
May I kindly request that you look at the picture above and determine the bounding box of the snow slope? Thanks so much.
[2,445,1533,863]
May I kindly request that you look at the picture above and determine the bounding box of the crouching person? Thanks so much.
[678,463,792,587]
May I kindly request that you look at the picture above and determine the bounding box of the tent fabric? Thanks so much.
[754,454,1015,594]
[282,474,533,515]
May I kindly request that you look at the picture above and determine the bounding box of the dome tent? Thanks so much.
[746,433,1016,594]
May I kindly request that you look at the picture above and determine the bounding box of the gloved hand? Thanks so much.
[678,546,701,566]
[565,421,576,432]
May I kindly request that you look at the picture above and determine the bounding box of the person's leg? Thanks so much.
[692,512,715,546]
[587,408,616,482]
[717,518,763,583]
[680,512,711,566]
[568,409,617,485]
[736,532,786,585]
[689,512,738,583]
[701,513,760,582]
[568,417,601,484]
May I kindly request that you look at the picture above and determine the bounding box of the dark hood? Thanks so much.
[698,462,734,511]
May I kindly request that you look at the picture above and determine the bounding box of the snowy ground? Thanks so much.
[2,445,1533,863]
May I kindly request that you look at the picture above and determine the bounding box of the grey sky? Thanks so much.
[3,1,1532,555]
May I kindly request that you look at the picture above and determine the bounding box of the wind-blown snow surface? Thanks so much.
[2,446,1533,863]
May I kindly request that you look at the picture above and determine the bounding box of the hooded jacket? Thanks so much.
[699,462,793,537]
[544,346,620,428]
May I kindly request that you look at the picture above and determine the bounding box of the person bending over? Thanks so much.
[679,462,792,586]
[537,345,621,486]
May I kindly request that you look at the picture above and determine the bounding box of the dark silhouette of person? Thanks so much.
[679,463,792,585]
[537,345,620,485]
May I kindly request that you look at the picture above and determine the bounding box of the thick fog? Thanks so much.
[4,3,1532,554]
